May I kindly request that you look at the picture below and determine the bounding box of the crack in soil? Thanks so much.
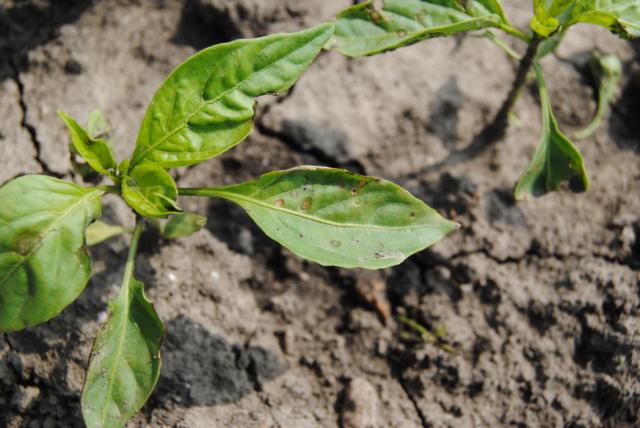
[10,61,63,178]
[388,361,429,428]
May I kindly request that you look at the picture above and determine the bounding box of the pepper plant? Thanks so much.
[326,0,639,198]
[0,24,458,428]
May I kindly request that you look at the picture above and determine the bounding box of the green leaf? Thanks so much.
[181,167,458,269]
[514,63,589,199]
[58,110,117,178]
[82,222,164,428]
[162,212,207,239]
[129,23,334,169]
[575,50,622,139]
[87,109,110,140]
[566,0,640,38]
[122,164,181,218]
[0,176,103,332]
[86,221,128,246]
[330,0,511,57]
[532,0,640,39]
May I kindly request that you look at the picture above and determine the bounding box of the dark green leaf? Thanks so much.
[129,24,334,169]
[58,110,117,177]
[82,223,164,428]
[86,221,128,246]
[0,176,103,332]
[122,165,181,218]
[575,50,622,139]
[162,212,206,239]
[330,0,511,57]
[183,167,458,269]
[514,63,589,199]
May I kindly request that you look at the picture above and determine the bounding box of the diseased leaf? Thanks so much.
[0,176,103,332]
[86,221,128,246]
[82,223,164,428]
[122,164,181,218]
[129,24,334,169]
[162,212,206,239]
[575,50,622,139]
[330,0,510,57]
[566,0,640,39]
[58,110,117,178]
[182,167,458,269]
[514,63,589,199]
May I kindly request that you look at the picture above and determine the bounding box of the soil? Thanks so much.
[1,1,639,427]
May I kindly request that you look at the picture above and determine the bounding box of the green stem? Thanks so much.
[492,33,543,129]
[178,187,225,197]
[101,185,120,194]
[497,23,530,43]
[483,31,522,61]
[120,219,145,298]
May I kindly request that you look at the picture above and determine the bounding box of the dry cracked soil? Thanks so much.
[0,1,639,427]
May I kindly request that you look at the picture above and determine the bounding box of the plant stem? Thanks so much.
[497,23,530,43]
[120,219,145,297]
[101,185,120,194]
[178,187,223,197]
[492,34,542,129]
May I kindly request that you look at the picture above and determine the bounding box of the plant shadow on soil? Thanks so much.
[0,0,93,81]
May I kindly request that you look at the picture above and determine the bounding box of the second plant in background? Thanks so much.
[327,0,638,198]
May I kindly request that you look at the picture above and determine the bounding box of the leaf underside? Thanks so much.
[210,167,458,269]
[86,221,128,246]
[0,176,103,332]
[82,278,164,428]
[130,23,334,169]
[515,64,589,199]
[162,212,207,239]
[330,0,509,57]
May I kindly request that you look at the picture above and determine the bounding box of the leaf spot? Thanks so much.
[274,198,285,207]
[330,239,341,248]
[300,197,312,211]
[350,187,358,196]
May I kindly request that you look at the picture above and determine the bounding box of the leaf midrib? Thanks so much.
[215,190,446,231]
[337,15,497,42]
[0,188,103,290]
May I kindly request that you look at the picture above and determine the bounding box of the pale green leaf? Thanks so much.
[86,221,128,246]
[532,0,640,39]
[122,165,181,218]
[575,50,622,139]
[82,223,164,428]
[566,0,640,38]
[514,63,589,199]
[58,110,117,177]
[162,212,207,239]
[0,176,103,332]
[87,109,110,140]
[330,0,511,57]
[182,167,458,269]
[129,24,334,169]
